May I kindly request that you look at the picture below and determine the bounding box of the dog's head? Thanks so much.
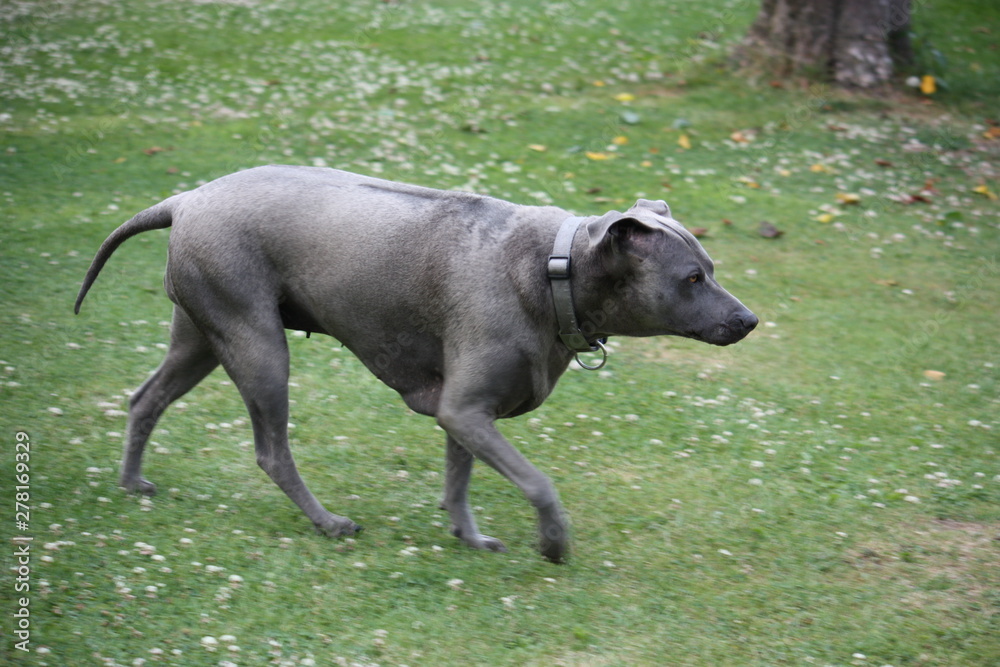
[576,199,757,346]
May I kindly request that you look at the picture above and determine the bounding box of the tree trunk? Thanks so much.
[737,0,913,88]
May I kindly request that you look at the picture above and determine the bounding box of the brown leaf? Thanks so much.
[688,227,709,238]
[143,146,166,156]
[722,218,733,226]
[758,221,784,238]
[874,158,893,167]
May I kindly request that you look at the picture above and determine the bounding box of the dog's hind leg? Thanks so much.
[201,306,361,538]
[121,306,219,495]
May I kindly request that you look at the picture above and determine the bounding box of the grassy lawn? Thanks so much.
[2,1,998,665]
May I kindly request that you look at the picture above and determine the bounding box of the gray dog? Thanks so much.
[75,165,757,562]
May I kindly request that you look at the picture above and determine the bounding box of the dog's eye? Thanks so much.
[688,274,700,284]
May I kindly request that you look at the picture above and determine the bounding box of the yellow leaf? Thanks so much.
[585,151,613,161]
[973,184,998,200]
[528,144,547,152]
[592,80,606,87]
[836,192,861,205]
[612,135,629,146]
[920,75,936,95]
[810,163,830,173]
[982,127,1000,140]
[614,92,635,102]
[778,169,792,177]
[640,160,653,168]
[677,134,691,150]
[815,213,835,224]
[729,131,751,143]
[923,370,945,381]
[114,156,127,164]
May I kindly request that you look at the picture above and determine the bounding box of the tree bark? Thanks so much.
[737,0,913,88]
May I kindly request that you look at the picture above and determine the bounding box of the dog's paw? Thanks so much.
[121,477,157,496]
[451,526,508,553]
[538,536,568,564]
[537,510,570,563]
[313,514,362,539]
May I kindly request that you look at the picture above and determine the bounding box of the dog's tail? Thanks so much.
[74,195,181,314]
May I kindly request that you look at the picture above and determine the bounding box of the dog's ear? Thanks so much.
[629,198,671,219]
[585,200,674,253]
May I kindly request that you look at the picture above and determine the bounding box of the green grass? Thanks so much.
[2,1,999,665]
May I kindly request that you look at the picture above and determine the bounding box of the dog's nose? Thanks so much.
[730,310,758,335]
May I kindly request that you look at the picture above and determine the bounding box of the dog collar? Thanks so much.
[548,216,608,370]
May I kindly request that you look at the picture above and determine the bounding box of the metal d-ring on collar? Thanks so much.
[547,216,609,371]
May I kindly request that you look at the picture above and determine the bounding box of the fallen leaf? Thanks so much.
[114,156,127,163]
[722,218,733,226]
[973,184,998,200]
[142,146,166,156]
[983,127,1000,140]
[836,192,861,205]
[729,131,751,143]
[874,279,899,287]
[677,134,691,150]
[810,163,832,173]
[166,166,179,174]
[769,80,784,88]
[758,221,784,238]
[528,144,547,152]
[614,92,635,102]
[923,370,945,381]
[874,158,893,167]
[778,169,792,177]
[640,160,653,167]
[920,75,936,95]
[612,135,629,146]
[620,111,641,125]
[688,227,709,238]
[815,213,835,224]
[585,151,613,161]
[585,186,602,194]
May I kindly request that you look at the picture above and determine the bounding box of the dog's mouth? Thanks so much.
[687,314,759,346]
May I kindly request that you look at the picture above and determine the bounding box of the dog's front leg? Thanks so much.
[437,405,569,563]
[441,435,508,553]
